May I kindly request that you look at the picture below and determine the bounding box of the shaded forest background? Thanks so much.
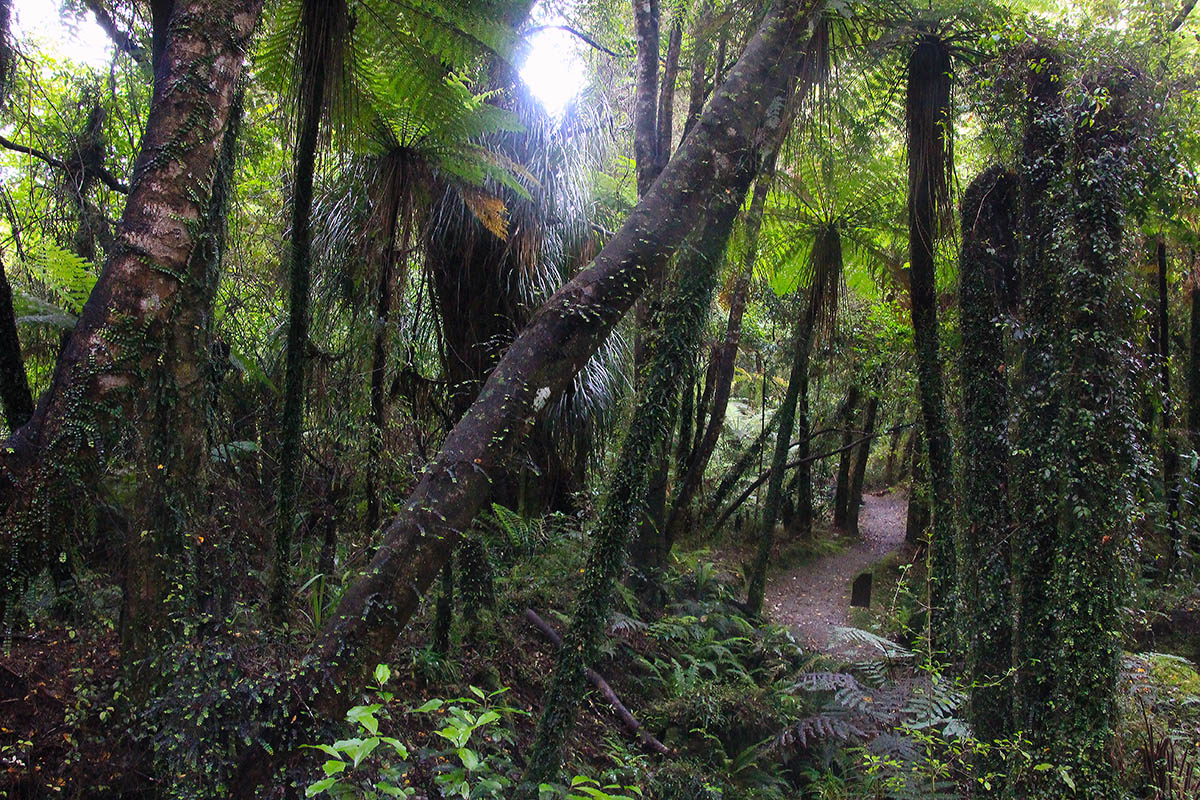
[0,0,1199,798]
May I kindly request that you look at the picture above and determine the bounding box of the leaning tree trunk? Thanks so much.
[521,187,749,794]
[905,35,956,651]
[958,165,1018,766]
[230,6,820,792]
[1044,73,1134,800]
[0,0,260,610]
[1010,49,1069,762]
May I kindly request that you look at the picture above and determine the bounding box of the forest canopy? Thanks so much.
[0,0,1199,798]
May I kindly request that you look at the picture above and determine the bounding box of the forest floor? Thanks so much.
[764,490,908,658]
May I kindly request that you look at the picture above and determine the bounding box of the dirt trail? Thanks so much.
[764,490,908,655]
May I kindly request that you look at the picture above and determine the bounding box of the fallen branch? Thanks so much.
[712,422,916,531]
[523,608,670,756]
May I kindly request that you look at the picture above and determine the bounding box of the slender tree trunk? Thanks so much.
[747,275,821,615]
[845,391,879,538]
[958,166,1018,764]
[0,255,31,432]
[1156,240,1181,559]
[786,343,813,540]
[882,424,903,486]
[906,35,956,650]
[1190,249,1200,455]
[521,175,752,795]
[905,429,929,545]
[668,152,779,541]
[682,0,713,138]
[365,181,408,535]
[0,0,260,608]
[270,39,327,617]
[832,385,861,529]
[232,8,817,791]
[632,0,660,198]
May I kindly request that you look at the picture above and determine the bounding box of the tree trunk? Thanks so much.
[122,88,243,690]
[1156,240,1180,559]
[667,152,779,542]
[906,35,956,650]
[905,429,929,545]
[0,0,260,607]
[231,6,818,791]
[958,165,1018,762]
[1190,249,1200,455]
[845,391,879,538]
[832,385,861,529]
[0,255,32,432]
[1010,50,1068,759]
[747,281,820,615]
[270,20,328,618]
[521,171,753,794]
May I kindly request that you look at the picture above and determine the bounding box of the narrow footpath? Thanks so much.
[764,491,909,654]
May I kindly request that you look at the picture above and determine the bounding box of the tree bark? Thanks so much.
[0,0,261,606]
[833,385,861,529]
[845,391,879,538]
[905,429,929,545]
[271,9,330,617]
[906,35,956,650]
[231,6,818,792]
[958,165,1018,760]
[0,254,32,432]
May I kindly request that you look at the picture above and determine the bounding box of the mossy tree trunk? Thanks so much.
[1190,248,1200,456]
[957,165,1018,759]
[1044,73,1134,799]
[520,183,752,794]
[1155,240,1181,559]
[905,429,929,545]
[1010,50,1069,757]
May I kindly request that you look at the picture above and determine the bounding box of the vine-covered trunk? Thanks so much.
[1011,50,1069,757]
[0,0,261,609]
[905,429,929,544]
[270,20,328,617]
[1044,73,1134,799]
[905,35,956,650]
[958,165,1018,760]
[520,190,748,790]
[122,91,243,688]
[231,7,819,790]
